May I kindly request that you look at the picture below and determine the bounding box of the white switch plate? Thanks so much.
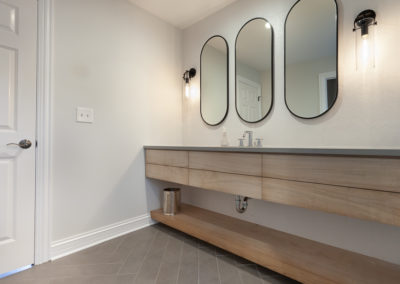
[76,107,94,123]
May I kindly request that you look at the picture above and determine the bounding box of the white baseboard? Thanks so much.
[50,214,156,260]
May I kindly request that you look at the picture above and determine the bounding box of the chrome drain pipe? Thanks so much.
[235,195,249,213]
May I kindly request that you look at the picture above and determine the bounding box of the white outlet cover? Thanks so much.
[76,107,94,123]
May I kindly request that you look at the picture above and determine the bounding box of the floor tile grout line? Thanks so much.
[117,242,136,267]
[116,229,159,275]
[197,243,200,284]
[116,241,136,276]
[154,235,172,284]
[132,229,159,277]
[109,233,128,255]
[238,263,245,284]
[215,253,222,284]
[175,238,184,284]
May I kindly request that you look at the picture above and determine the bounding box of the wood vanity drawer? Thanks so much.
[189,151,262,176]
[263,154,400,193]
[189,169,262,198]
[146,150,188,168]
[146,164,188,184]
[262,178,400,227]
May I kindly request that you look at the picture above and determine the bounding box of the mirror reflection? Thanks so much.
[285,0,338,119]
[236,18,273,123]
[200,36,229,126]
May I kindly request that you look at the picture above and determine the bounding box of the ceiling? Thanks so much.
[128,0,238,29]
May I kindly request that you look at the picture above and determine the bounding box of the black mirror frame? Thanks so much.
[200,35,229,126]
[235,17,274,124]
[284,0,339,119]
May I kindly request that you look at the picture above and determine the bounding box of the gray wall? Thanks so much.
[51,0,183,242]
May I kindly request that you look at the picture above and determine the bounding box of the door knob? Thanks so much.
[7,139,32,149]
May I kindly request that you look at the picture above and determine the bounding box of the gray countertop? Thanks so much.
[144,145,400,157]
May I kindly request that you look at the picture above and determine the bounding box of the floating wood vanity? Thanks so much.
[145,146,400,227]
[145,146,400,283]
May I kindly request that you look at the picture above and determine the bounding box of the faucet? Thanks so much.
[243,131,253,147]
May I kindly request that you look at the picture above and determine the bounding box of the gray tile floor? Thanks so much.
[1,224,300,284]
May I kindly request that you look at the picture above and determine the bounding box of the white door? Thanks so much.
[0,0,37,275]
[237,76,262,121]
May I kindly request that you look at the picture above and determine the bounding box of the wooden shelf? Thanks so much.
[151,204,400,284]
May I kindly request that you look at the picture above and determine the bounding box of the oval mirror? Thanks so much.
[285,0,338,119]
[235,18,274,123]
[200,35,229,126]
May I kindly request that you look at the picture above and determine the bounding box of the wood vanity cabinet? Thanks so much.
[145,147,400,284]
[145,148,400,227]
[145,150,189,184]
[188,151,262,198]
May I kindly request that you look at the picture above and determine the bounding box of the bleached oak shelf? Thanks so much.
[151,204,400,284]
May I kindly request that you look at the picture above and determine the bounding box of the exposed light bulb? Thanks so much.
[362,33,369,40]
[265,22,271,30]
[185,83,190,98]
[361,38,370,63]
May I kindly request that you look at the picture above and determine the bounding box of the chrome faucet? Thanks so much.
[243,131,253,147]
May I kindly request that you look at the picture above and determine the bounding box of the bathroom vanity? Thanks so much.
[144,146,400,283]
[145,146,400,226]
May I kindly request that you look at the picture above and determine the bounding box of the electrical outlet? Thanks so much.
[76,107,94,123]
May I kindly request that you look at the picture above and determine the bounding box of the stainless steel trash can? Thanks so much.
[163,188,181,215]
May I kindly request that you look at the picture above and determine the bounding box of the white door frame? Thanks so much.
[35,0,52,265]
[318,71,336,112]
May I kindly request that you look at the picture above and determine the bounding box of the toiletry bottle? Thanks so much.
[221,127,230,147]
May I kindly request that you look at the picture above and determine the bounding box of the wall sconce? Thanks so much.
[183,68,196,98]
[353,10,377,70]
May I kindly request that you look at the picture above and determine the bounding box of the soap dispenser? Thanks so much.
[221,127,230,147]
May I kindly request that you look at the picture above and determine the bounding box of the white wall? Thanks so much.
[182,0,400,264]
[51,0,183,241]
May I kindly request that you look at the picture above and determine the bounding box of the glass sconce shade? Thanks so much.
[355,26,376,70]
[353,10,377,70]
[183,68,196,98]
